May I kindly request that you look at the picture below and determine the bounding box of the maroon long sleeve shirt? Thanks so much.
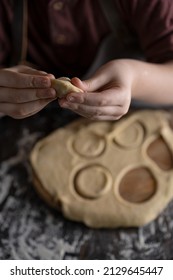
[1,0,173,77]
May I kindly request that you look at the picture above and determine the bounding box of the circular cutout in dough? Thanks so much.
[74,165,112,199]
[118,167,157,203]
[147,136,173,171]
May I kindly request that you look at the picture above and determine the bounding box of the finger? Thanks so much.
[72,68,111,92]
[10,65,47,74]
[0,69,51,88]
[71,77,86,91]
[69,106,122,120]
[66,88,123,107]
[0,87,56,103]
[18,67,55,79]
[0,98,55,119]
[10,65,50,75]
[59,100,123,119]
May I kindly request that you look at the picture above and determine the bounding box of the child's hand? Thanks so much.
[0,65,56,118]
[59,60,133,121]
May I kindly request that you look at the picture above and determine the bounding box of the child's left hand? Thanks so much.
[58,60,133,121]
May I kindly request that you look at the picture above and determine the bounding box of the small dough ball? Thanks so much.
[51,77,83,98]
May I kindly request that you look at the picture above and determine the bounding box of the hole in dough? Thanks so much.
[113,121,145,149]
[118,167,157,203]
[74,165,112,199]
[147,136,173,171]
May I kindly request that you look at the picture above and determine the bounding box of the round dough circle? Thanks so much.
[74,165,112,199]
[114,121,144,148]
[73,131,105,157]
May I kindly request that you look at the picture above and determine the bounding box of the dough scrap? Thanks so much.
[51,77,83,98]
[30,110,173,228]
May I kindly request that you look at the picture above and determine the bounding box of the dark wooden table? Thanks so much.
[0,104,173,260]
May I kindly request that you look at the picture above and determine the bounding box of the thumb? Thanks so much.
[71,71,106,92]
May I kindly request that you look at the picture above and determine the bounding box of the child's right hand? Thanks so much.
[0,65,57,118]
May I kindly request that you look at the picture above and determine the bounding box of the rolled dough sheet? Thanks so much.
[30,110,173,228]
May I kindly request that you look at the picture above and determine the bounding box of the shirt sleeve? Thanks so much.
[117,0,173,63]
[0,1,12,67]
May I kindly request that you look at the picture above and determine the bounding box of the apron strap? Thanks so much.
[11,0,28,66]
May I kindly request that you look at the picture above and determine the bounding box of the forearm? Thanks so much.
[129,59,173,105]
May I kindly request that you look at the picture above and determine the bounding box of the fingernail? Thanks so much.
[48,73,55,79]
